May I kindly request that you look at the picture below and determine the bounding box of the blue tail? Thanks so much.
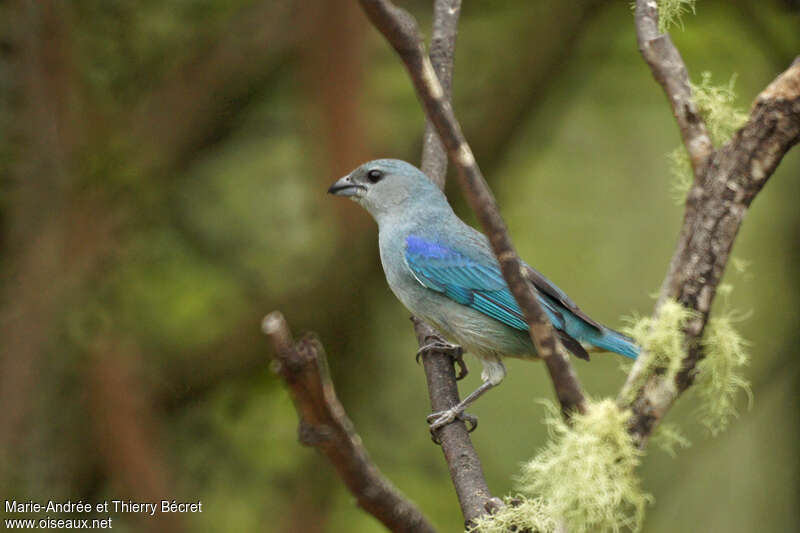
[590,327,639,359]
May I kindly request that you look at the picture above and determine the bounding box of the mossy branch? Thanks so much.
[621,294,752,441]
[623,0,800,445]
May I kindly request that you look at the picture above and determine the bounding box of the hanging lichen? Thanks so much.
[669,72,748,201]
[470,400,651,533]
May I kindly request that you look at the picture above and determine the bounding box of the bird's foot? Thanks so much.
[426,407,477,444]
[416,340,468,380]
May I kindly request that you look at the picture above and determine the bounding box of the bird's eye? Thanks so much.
[366,169,383,183]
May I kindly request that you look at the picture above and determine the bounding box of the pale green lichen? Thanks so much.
[468,496,556,533]
[667,147,692,204]
[622,293,752,437]
[657,0,696,33]
[650,423,691,457]
[692,72,749,144]
[731,257,754,280]
[694,311,752,436]
[471,288,751,532]
[621,300,696,402]
[690,281,753,435]
[469,401,650,533]
[620,301,695,456]
[669,72,748,202]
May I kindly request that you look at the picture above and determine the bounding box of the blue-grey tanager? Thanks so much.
[328,159,638,432]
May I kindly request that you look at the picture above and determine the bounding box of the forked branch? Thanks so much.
[621,1,800,444]
[263,312,436,533]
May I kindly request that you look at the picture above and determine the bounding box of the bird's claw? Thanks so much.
[427,408,478,444]
[452,353,468,381]
[416,339,457,362]
[416,340,468,380]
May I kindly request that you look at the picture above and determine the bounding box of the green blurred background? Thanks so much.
[1,1,798,531]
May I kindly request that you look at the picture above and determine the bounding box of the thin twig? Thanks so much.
[633,0,713,175]
[621,2,800,444]
[419,0,460,188]
[357,0,587,417]
[262,312,437,533]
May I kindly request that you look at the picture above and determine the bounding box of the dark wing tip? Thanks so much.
[557,331,591,361]
[524,264,604,333]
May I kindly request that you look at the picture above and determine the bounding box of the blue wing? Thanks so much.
[403,234,638,360]
[404,235,572,333]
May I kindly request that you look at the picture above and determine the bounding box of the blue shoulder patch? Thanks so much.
[404,235,534,330]
[405,235,452,260]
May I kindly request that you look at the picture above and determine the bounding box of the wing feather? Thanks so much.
[403,234,633,361]
[405,235,576,334]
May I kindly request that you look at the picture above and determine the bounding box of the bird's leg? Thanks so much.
[416,339,468,380]
[426,359,505,442]
[427,380,496,442]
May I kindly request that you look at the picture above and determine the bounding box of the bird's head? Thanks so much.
[328,159,442,223]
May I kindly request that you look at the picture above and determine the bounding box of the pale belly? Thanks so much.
[395,279,536,361]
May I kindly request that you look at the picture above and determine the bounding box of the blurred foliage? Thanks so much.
[1,1,798,532]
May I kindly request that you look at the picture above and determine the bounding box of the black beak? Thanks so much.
[328,174,365,197]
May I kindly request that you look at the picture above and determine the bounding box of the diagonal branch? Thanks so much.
[634,0,713,175]
[357,0,587,417]
[620,2,800,445]
[262,312,437,533]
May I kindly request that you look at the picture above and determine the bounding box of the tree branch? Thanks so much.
[405,0,498,524]
[419,0,460,189]
[413,319,495,524]
[357,0,587,417]
[262,312,437,533]
[633,0,713,174]
[621,2,800,444]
